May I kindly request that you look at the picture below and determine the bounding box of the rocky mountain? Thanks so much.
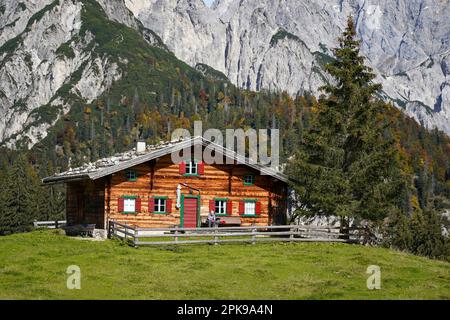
[0,0,449,150]
[124,0,450,134]
[0,0,172,148]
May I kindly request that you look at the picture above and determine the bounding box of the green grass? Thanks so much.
[0,230,448,300]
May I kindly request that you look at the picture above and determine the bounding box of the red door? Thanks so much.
[183,197,198,228]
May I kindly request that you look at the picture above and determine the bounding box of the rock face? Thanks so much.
[0,0,449,149]
[125,0,450,134]
[0,0,125,147]
[1,0,83,146]
[0,0,163,148]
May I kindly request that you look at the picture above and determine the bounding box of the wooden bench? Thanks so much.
[201,216,241,227]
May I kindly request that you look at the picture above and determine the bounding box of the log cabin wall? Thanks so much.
[66,179,105,228]
[66,183,78,227]
[106,153,287,228]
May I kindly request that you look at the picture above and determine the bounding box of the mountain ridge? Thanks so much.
[124,0,450,134]
[0,0,172,147]
[0,0,449,151]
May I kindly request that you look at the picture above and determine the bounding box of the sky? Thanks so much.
[203,0,214,6]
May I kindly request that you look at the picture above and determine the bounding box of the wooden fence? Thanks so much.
[33,220,67,229]
[109,221,361,247]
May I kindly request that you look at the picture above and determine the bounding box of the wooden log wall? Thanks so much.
[106,152,287,228]
[66,179,106,228]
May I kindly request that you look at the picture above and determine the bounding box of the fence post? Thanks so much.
[174,225,179,243]
[55,220,58,229]
[134,227,138,248]
[214,226,218,245]
[290,225,295,242]
[251,226,256,245]
[112,221,115,238]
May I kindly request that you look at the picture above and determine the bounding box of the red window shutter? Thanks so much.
[239,201,245,215]
[198,161,204,175]
[226,201,233,215]
[179,161,186,174]
[166,199,172,213]
[148,197,154,213]
[136,198,141,213]
[255,201,261,215]
[118,198,124,213]
[209,200,215,213]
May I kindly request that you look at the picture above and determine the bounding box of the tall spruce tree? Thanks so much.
[287,17,404,224]
[0,160,8,234]
[0,155,42,233]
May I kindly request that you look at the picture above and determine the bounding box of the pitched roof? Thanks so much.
[42,136,289,184]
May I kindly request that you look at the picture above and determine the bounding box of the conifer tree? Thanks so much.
[409,209,448,259]
[287,16,404,224]
[0,155,41,233]
[0,160,8,234]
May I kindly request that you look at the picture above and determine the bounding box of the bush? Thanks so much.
[383,209,449,261]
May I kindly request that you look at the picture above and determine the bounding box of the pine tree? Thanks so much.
[383,208,413,250]
[0,160,8,234]
[287,16,404,224]
[40,161,66,221]
[0,155,41,233]
[409,209,448,260]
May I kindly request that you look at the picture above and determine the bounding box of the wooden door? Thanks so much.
[182,196,198,228]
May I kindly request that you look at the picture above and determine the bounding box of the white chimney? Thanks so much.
[136,140,146,152]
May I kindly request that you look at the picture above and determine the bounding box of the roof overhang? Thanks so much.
[42,136,290,184]
[42,174,90,185]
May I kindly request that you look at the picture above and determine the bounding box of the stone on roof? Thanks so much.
[51,136,186,178]
[42,136,289,184]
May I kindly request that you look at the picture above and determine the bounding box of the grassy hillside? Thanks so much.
[0,230,448,300]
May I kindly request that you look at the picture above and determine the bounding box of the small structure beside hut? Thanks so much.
[42,136,289,236]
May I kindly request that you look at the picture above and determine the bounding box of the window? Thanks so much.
[180,160,204,175]
[126,170,137,181]
[124,198,136,213]
[209,199,231,216]
[244,201,256,215]
[243,174,254,185]
[186,161,197,175]
[119,196,141,214]
[215,200,227,215]
[239,199,260,216]
[149,197,172,214]
[154,198,166,213]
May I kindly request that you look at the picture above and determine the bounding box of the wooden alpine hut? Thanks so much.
[42,136,289,233]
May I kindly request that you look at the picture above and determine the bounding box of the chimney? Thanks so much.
[136,140,146,153]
